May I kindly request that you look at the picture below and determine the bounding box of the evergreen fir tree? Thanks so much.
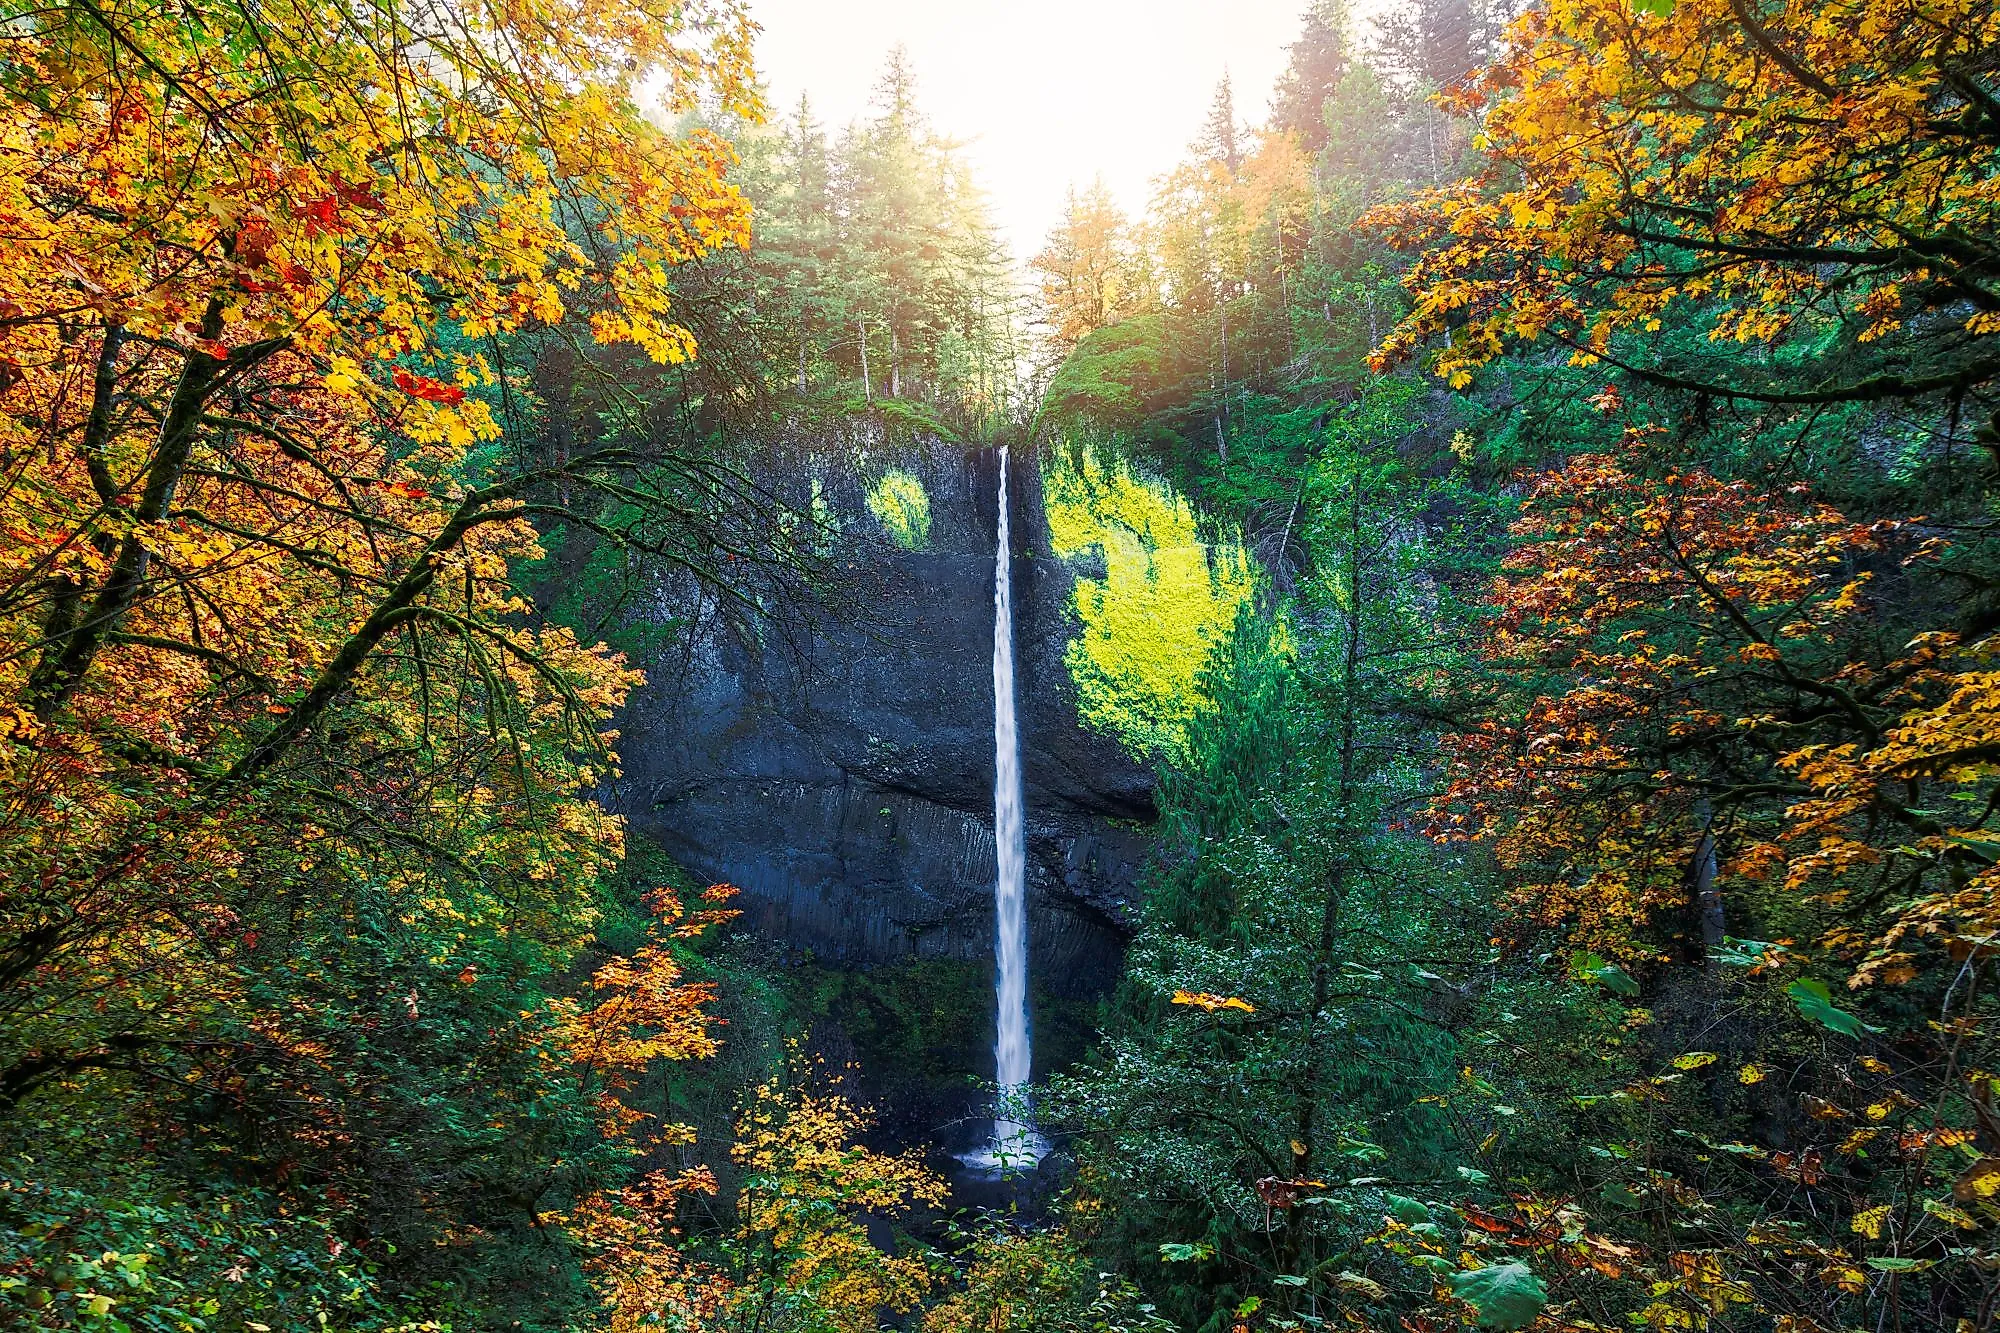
[1271,0,1351,150]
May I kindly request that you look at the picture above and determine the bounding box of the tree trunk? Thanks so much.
[857,319,871,403]
[1217,309,1230,464]
[1293,473,1363,1177]
[1219,305,1229,386]
[1691,808,1726,970]
[28,301,286,721]
[1286,472,1364,1283]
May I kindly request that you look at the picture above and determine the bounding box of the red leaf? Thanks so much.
[392,366,466,406]
[298,196,342,234]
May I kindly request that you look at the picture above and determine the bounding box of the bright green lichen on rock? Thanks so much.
[1042,443,1254,760]
[866,469,932,550]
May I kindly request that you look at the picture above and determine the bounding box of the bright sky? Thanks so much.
[740,0,1314,258]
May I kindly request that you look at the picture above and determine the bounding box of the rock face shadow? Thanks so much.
[603,426,1156,997]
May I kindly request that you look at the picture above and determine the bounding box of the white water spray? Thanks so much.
[966,446,1047,1173]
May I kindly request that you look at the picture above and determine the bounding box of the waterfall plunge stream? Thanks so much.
[962,446,1048,1174]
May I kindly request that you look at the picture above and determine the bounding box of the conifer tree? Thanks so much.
[1272,0,1352,150]
[1199,72,1244,176]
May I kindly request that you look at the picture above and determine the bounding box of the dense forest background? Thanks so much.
[4,0,2000,1330]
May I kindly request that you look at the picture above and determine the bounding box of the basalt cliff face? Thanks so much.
[602,428,1154,995]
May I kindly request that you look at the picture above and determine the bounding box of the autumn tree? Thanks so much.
[727,1061,947,1333]
[922,1227,1172,1333]
[1350,7,2000,1327]
[1423,446,1937,962]
[0,0,776,1037]
[1396,444,2000,1325]
[548,886,742,1333]
[1030,180,1152,354]
[0,0,799,1323]
[1369,0,2000,434]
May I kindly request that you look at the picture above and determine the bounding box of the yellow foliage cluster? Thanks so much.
[0,0,757,423]
[546,889,742,1329]
[548,885,739,1098]
[866,469,934,550]
[1367,0,2000,402]
[1784,643,2000,985]
[1030,181,1153,350]
[1171,989,1257,1013]
[732,1072,948,1333]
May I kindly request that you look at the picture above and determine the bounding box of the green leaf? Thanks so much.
[1451,1263,1548,1331]
[1865,1257,1933,1272]
[1711,937,1781,968]
[1573,951,1639,996]
[1787,978,1878,1037]
[1386,1193,1432,1224]
[1158,1242,1215,1264]
[1631,0,1674,14]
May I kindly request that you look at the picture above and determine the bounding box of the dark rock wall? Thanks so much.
[603,426,1154,996]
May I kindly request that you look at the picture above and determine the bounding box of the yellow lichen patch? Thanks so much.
[866,469,932,550]
[1041,442,1254,759]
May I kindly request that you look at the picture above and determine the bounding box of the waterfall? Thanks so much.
[967,445,1047,1173]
